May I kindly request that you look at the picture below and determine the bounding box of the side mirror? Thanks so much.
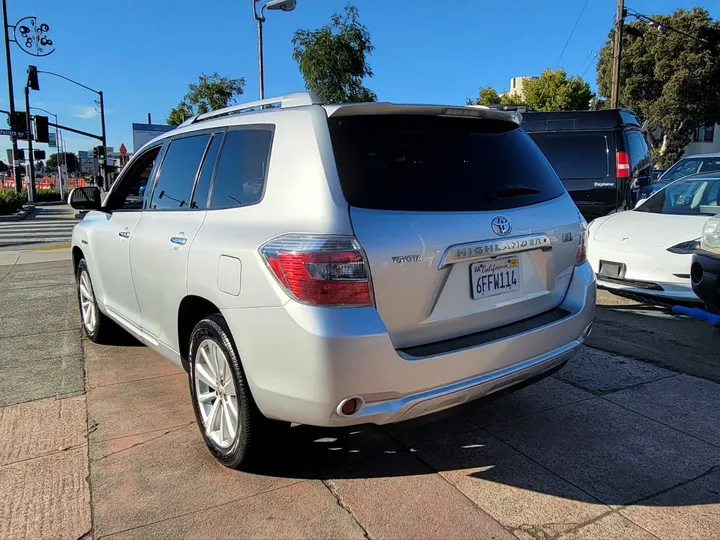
[635,197,647,209]
[68,186,102,211]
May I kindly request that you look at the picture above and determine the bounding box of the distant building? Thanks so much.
[685,124,719,157]
[508,76,537,100]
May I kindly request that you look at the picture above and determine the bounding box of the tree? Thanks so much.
[596,7,720,167]
[46,152,78,173]
[292,4,376,103]
[167,73,246,125]
[521,68,594,111]
[466,85,524,106]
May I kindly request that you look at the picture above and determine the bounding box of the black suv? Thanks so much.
[522,109,652,220]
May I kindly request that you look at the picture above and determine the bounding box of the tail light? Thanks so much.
[576,216,588,266]
[616,151,630,179]
[260,234,373,307]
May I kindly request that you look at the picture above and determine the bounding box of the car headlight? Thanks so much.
[701,217,720,251]
[667,240,700,254]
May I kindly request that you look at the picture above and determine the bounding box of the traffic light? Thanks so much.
[33,150,46,160]
[26,65,39,91]
[12,111,28,134]
[34,115,49,143]
[92,146,98,158]
[94,145,106,160]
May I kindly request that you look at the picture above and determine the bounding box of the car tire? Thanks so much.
[188,314,287,469]
[76,259,112,343]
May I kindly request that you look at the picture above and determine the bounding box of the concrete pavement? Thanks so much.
[1,253,720,539]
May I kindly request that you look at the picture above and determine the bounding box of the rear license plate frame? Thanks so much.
[470,257,521,300]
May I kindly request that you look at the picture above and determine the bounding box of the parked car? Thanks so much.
[522,109,652,220]
[691,215,720,310]
[587,172,720,301]
[68,92,595,469]
[639,153,720,200]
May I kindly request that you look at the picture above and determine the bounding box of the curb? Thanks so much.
[0,205,35,222]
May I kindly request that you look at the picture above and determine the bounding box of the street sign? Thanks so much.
[79,157,97,174]
[48,131,57,147]
[132,123,174,152]
[0,128,32,138]
[119,143,127,157]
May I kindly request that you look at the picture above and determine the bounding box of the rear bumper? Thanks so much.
[691,251,720,306]
[223,262,596,427]
[588,242,700,302]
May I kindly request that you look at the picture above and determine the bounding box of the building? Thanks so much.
[508,76,537,100]
[685,124,719,157]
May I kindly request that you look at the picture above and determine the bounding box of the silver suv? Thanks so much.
[69,92,596,469]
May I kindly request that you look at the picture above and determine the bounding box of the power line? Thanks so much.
[558,0,592,62]
[625,7,710,45]
[581,51,600,77]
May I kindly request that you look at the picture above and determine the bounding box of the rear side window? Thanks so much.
[150,134,211,210]
[627,132,650,171]
[529,132,609,179]
[328,115,565,212]
[209,128,274,209]
[190,133,224,209]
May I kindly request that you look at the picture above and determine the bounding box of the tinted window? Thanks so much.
[662,159,702,182]
[628,132,650,171]
[112,147,161,211]
[328,115,565,212]
[637,177,720,216]
[209,128,274,209]
[698,158,720,174]
[190,133,223,209]
[529,132,609,179]
[150,134,210,210]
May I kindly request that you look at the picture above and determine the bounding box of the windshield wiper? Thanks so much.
[486,186,543,199]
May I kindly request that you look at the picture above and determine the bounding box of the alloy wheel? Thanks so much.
[194,338,240,449]
[78,270,97,334]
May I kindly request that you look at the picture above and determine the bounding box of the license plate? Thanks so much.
[471,257,520,299]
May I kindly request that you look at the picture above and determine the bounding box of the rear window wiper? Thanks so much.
[486,186,543,199]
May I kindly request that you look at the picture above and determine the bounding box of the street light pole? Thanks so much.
[23,84,35,202]
[99,90,107,190]
[1,0,22,192]
[252,0,296,99]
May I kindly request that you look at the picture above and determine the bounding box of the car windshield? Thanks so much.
[660,157,720,182]
[636,177,720,216]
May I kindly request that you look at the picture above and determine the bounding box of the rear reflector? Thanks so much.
[576,214,588,266]
[616,151,630,179]
[260,234,373,306]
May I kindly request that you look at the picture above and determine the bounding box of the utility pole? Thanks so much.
[2,0,22,191]
[610,0,625,109]
[99,90,107,190]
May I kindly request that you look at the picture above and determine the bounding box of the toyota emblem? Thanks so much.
[491,216,512,236]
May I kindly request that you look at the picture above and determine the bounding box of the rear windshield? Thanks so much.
[528,132,609,179]
[327,114,565,212]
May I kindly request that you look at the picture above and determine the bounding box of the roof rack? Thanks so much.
[178,91,323,127]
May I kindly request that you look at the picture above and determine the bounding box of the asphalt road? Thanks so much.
[589,289,720,383]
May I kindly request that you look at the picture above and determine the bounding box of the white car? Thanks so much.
[588,172,720,301]
[68,92,595,469]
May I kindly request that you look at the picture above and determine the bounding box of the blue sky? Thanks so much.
[1,0,717,156]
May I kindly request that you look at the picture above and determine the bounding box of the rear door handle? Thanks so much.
[170,236,187,245]
[118,229,130,238]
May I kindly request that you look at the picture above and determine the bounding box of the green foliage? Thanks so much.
[292,4,376,103]
[33,188,61,202]
[596,7,720,167]
[167,73,246,126]
[522,69,594,111]
[0,190,27,215]
[467,71,591,110]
